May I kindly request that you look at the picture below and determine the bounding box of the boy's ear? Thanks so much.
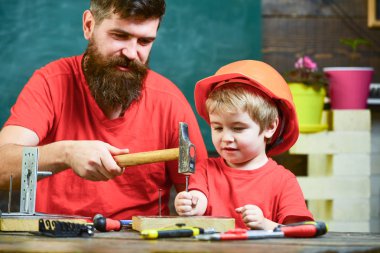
[264,117,279,139]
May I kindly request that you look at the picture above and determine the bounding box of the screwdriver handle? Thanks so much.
[274,221,328,238]
[93,214,133,232]
[94,216,121,232]
[141,227,202,239]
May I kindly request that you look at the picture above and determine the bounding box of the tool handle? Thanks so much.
[93,217,121,232]
[218,233,248,240]
[114,148,179,166]
[274,221,328,238]
[157,229,195,238]
[141,228,197,239]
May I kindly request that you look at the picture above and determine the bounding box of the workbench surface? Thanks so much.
[1,231,379,253]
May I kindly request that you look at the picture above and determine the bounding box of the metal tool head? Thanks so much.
[178,122,196,175]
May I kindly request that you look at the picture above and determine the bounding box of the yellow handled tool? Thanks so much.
[141,223,214,239]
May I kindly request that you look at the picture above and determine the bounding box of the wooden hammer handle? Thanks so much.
[114,148,179,166]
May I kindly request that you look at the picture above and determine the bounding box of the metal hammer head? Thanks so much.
[178,122,196,175]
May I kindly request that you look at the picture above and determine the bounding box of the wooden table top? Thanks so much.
[1,230,380,253]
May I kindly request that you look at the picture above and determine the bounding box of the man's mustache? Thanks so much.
[106,57,141,69]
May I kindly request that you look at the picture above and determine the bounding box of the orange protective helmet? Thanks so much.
[194,60,299,156]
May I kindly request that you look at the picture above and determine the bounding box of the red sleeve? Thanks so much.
[5,70,54,141]
[187,158,209,197]
[276,173,314,224]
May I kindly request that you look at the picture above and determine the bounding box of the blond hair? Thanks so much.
[205,84,279,134]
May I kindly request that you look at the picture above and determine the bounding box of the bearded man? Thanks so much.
[0,0,207,220]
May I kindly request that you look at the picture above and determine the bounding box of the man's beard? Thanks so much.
[82,40,148,112]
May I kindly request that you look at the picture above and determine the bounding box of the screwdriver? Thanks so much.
[274,221,328,238]
[93,214,132,232]
[141,223,215,239]
[197,221,327,240]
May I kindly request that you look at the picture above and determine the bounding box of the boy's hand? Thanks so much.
[236,204,277,230]
[174,191,199,216]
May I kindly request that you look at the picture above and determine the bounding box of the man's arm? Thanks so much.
[0,126,39,189]
[0,125,128,189]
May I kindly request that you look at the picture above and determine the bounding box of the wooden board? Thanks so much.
[297,176,371,199]
[132,216,235,232]
[0,215,89,232]
[290,131,370,154]
[331,110,370,131]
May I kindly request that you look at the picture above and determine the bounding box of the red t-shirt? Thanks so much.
[5,55,207,219]
[189,157,313,228]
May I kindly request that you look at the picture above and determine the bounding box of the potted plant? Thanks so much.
[323,38,374,109]
[285,56,328,133]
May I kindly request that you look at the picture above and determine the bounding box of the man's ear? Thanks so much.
[264,117,279,139]
[83,10,95,40]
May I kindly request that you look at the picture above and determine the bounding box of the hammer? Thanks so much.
[113,122,196,190]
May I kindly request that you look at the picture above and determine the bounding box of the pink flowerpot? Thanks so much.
[323,67,374,109]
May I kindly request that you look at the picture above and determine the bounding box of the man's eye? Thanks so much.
[112,33,127,39]
[139,39,153,46]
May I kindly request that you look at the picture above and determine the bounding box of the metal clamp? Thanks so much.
[19,147,52,214]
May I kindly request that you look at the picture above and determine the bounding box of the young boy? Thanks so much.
[175,60,313,230]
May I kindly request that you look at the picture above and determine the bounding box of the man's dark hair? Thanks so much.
[90,0,166,24]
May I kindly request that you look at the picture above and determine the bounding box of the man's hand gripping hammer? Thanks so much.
[113,122,196,190]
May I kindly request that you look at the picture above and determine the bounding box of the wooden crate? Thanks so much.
[290,110,380,232]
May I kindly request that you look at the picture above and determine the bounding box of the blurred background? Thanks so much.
[0,0,379,232]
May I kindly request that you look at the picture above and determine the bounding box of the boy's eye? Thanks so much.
[213,126,223,132]
[233,127,245,132]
